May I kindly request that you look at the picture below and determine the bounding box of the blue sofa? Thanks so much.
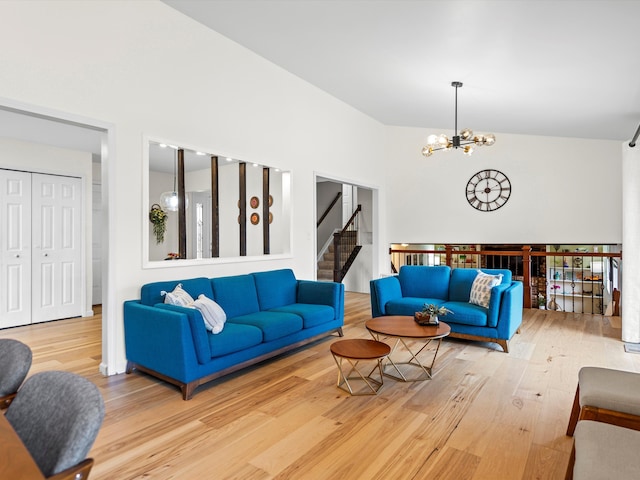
[370,266,523,352]
[124,269,344,399]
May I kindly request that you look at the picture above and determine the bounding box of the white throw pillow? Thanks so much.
[469,270,503,308]
[192,294,227,334]
[161,283,194,307]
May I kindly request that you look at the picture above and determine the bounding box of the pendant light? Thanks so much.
[159,148,179,211]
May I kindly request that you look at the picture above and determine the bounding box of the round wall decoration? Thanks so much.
[250,196,260,209]
[268,195,273,207]
[250,212,260,225]
[465,169,511,212]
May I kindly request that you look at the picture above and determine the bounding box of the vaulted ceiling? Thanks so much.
[164,0,640,142]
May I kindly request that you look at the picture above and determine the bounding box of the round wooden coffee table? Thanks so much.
[365,316,451,381]
[330,339,391,395]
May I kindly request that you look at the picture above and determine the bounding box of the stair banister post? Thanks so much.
[445,245,453,267]
[333,231,341,282]
[522,245,532,308]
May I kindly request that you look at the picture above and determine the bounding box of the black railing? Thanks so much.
[333,205,362,282]
[317,192,342,228]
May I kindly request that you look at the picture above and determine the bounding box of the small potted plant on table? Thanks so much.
[415,304,452,326]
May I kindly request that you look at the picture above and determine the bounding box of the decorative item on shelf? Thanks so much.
[548,285,562,311]
[250,212,260,225]
[421,81,495,157]
[165,252,179,260]
[250,196,259,209]
[149,204,167,244]
[573,256,583,268]
[414,303,452,326]
[537,294,546,310]
[554,271,561,280]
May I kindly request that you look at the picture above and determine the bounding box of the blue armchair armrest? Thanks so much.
[370,276,403,317]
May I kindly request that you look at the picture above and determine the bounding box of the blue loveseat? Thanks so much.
[124,269,344,399]
[370,266,523,352]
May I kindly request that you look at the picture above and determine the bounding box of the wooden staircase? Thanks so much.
[317,230,361,282]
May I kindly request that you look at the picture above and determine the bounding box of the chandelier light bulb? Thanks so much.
[460,128,473,140]
[484,134,496,146]
[422,146,434,157]
[438,134,449,147]
[426,134,438,146]
[463,145,474,155]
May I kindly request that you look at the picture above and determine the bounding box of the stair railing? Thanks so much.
[317,191,342,228]
[333,204,362,282]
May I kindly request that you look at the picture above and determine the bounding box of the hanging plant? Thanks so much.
[149,203,168,244]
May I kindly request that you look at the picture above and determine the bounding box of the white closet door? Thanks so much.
[32,174,82,323]
[0,170,32,328]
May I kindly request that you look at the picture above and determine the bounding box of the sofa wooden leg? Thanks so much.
[182,381,197,401]
[497,339,509,353]
[566,385,581,436]
[125,361,134,374]
[337,327,344,337]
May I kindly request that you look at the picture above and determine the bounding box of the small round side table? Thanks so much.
[330,339,391,395]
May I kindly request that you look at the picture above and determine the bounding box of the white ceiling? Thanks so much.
[164,0,640,142]
[2,0,638,165]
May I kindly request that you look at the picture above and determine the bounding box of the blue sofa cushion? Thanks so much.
[141,277,213,307]
[208,323,263,359]
[211,275,260,318]
[449,268,512,302]
[385,297,446,317]
[228,311,303,342]
[252,269,297,310]
[442,301,488,327]
[398,266,451,300]
[269,304,335,329]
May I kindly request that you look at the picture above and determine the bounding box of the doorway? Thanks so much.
[0,101,114,375]
[315,174,378,293]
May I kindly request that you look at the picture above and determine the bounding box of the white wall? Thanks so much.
[0,137,94,315]
[384,126,621,255]
[0,1,388,373]
[0,1,627,372]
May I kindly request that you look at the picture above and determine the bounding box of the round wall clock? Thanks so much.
[465,169,511,212]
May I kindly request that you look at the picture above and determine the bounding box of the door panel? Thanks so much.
[0,170,31,328]
[32,174,82,323]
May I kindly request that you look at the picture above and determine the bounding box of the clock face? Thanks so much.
[465,169,511,212]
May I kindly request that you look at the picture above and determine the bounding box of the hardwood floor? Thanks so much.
[1,294,636,479]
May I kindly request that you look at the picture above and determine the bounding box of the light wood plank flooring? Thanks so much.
[0,294,636,479]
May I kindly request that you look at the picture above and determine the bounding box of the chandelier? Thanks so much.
[422,81,495,157]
